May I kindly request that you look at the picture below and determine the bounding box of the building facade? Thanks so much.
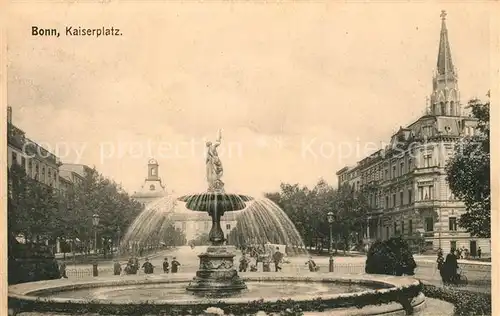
[7,106,61,189]
[131,159,168,206]
[336,11,490,256]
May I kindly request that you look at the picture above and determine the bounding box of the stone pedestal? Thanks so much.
[186,246,247,296]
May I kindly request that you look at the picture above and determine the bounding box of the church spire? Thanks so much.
[437,10,455,76]
[429,10,461,117]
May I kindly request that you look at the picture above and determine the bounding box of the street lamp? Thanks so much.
[327,212,335,273]
[92,214,100,254]
[117,227,121,258]
[92,214,100,277]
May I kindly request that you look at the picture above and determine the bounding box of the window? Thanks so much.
[384,169,388,180]
[450,241,457,252]
[392,194,396,207]
[418,187,423,200]
[423,154,432,168]
[408,220,413,234]
[427,185,433,200]
[386,227,389,239]
[401,221,405,235]
[385,196,389,208]
[149,184,155,191]
[41,166,45,182]
[226,224,231,230]
[393,222,397,235]
[11,152,17,165]
[400,191,404,206]
[392,166,396,178]
[400,162,404,176]
[21,157,26,169]
[151,168,156,176]
[28,160,32,175]
[408,189,412,204]
[425,217,434,232]
[408,158,412,171]
[449,217,457,231]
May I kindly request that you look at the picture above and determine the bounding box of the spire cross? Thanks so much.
[440,10,447,21]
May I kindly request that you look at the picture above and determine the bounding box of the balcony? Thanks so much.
[413,166,441,175]
[414,200,438,209]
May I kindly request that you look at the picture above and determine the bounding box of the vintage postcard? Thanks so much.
[3,1,498,316]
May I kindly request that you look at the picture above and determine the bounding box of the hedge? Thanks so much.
[422,284,491,316]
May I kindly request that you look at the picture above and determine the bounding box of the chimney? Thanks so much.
[7,106,12,123]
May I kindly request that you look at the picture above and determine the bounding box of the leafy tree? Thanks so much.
[445,96,490,238]
[264,179,373,253]
[189,232,210,246]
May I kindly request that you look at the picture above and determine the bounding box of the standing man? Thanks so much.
[113,260,122,276]
[141,258,154,274]
[59,261,68,279]
[272,247,284,272]
[171,257,181,273]
[477,247,482,259]
[163,257,170,273]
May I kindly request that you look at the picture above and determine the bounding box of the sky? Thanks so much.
[6,2,494,197]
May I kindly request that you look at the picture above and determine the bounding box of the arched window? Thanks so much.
[450,101,455,116]
[440,102,446,115]
[432,104,437,115]
[150,184,155,191]
[151,168,157,176]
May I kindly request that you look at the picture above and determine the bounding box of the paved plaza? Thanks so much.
[63,246,491,294]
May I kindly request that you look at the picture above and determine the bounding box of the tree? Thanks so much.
[445,96,490,238]
[189,232,210,246]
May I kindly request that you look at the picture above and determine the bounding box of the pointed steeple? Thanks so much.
[436,10,455,76]
[429,10,461,117]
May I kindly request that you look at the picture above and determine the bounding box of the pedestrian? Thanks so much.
[436,250,444,271]
[442,252,459,285]
[163,257,170,273]
[306,256,319,272]
[113,260,122,276]
[171,257,181,273]
[142,257,154,274]
[239,252,249,272]
[59,261,68,279]
[272,247,283,272]
[477,247,482,259]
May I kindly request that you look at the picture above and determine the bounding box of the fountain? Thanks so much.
[178,129,251,295]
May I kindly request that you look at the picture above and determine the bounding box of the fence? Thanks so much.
[66,267,114,279]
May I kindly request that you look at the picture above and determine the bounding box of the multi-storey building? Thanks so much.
[131,159,168,206]
[336,11,490,256]
[7,106,61,189]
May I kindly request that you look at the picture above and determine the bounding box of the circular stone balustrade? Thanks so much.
[9,273,426,315]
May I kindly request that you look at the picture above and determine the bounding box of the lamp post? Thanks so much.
[117,227,121,258]
[92,214,100,253]
[327,212,334,272]
[92,214,100,277]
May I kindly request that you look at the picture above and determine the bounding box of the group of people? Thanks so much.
[436,248,461,285]
[113,256,181,275]
[238,247,320,273]
[454,246,482,260]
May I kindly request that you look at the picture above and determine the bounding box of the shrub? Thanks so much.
[422,284,491,316]
[365,237,417,276]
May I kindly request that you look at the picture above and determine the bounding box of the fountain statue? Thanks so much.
[180,129,251,295]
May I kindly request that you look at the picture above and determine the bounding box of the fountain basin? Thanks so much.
[8,273,425,315]
[178,192,254,213]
